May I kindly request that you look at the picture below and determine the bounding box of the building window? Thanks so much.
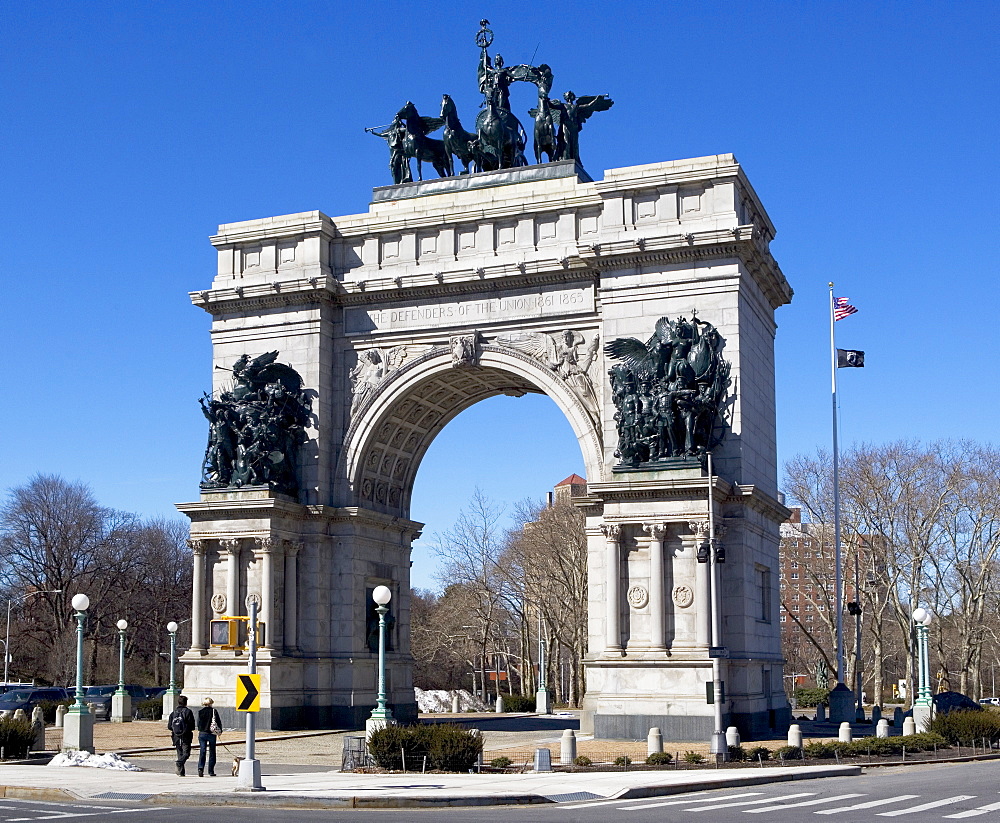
[791,573,799,579]
[806,615,814,622]
[780,615,786,623]
[792,604,799,612]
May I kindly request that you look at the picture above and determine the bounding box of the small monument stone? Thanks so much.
[534,747,552,772]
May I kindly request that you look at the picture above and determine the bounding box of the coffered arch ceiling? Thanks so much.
[340,346,604,520]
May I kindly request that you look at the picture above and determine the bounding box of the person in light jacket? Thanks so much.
[196,696,222,777]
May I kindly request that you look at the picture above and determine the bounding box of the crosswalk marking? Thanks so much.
[945,800,1000,819]
[608,793,765,811]
[816,795,921,814]
[743,794,866,813]
[4,810,170,822]
[559,791,752,809]
[686,792,815,812]
[876,796,977,816]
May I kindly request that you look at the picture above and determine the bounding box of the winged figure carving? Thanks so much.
[604,315,731,469]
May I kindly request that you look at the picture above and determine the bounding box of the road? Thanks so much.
[1,761,998,822]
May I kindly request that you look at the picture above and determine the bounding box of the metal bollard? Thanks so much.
[560,729,577,765]
[647,726,663,755]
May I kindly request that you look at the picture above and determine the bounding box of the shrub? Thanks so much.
[793,687,831,707]
[746,746,771,761]
[135,698,162,721]
[573,755,592,767]
[928,709,1000,745]
[774,745,802,760]
[501,694,536,713]
[614,755,632,766]
[426,724,484,771]
[490,756,512,769]
[727,745,746,761]
[368,724,484,771]
[368,724,429,770]
[803,741,835,759]
[682,750,705,764]
[0,716,35,759]
[645,752,673,766]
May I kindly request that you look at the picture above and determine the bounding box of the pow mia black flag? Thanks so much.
[837,348,865,368]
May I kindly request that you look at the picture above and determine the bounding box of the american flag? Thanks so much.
[834,296,858,321]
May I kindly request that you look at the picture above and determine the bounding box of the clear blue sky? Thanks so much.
[2,1,996,590]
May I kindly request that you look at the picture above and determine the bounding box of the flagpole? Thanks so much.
[829,283,845,687]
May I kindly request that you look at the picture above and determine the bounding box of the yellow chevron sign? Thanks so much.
[236,674,261,712]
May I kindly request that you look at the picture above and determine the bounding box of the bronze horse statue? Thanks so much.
[396,101,452,180]
[475,97,527,171]
[529,90,559,164]
[440,94,480,174]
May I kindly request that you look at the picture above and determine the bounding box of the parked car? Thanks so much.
[144,686,167,700]
[0,687,69,715]
[79,685,149,720]
[0,682,34,696]
[979,697,1000,706]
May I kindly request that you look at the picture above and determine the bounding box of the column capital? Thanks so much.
[688,520,710,540]
[643,523,668,541]
[715,523,728,539]
[186,539,206,556]
[283,539,303,557]
[601,523,622,541]
[220,538,241,556]
[255,536,282,554]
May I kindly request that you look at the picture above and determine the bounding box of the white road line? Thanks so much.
[558,792,763,812]
[876,796,977,817]
[743,793,866,813]
[608,792,766,811]
[5,809,170,821]
[945,800,1000,818]
[815,795,921,814]
[685,792,816,812]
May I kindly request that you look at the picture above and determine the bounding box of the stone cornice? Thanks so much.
[191,260,600,317]
[210,212,337,248]
[583,475,735,504]
[725,485,791,523]
[581,227,791,310]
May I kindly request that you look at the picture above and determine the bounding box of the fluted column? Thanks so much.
[689,520,711,647]
[283,541,301,654]
[221,538,242,617]
[644,523,667,651]
[601,523,622,653]
[187,539,207,652]
[255,537,279,650]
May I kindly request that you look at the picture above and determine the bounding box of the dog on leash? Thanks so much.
[231,756,243,776]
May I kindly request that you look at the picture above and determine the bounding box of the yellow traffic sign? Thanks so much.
[236,673,261,712]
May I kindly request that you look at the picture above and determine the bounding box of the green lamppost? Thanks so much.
[365,586,394,740]
[111,619,131,723]
[912,607,934,730]
[162,620,180,719]
[63,593,94,752]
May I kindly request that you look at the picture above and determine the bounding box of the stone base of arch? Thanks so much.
[177,489,419,730]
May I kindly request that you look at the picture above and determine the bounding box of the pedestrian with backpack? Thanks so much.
[166,695,195,776]
[196,696,223,777]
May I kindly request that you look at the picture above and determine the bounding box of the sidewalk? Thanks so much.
[0,763,862,809]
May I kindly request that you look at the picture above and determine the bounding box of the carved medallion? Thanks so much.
[211,594,227,614]
[672,585,695,609]
[245,593,262,610]
[627,585,649,610]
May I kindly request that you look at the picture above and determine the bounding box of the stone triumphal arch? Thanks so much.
[177,155,793,736]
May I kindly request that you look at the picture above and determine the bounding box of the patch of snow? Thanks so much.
[415,688,490,713]
[48,751,143,771]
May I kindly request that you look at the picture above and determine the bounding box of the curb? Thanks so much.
[1,787,81,802]
[65,765,862,810]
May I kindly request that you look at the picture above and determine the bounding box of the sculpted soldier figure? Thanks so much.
[199,352,311,495]
[605,316,732,468]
